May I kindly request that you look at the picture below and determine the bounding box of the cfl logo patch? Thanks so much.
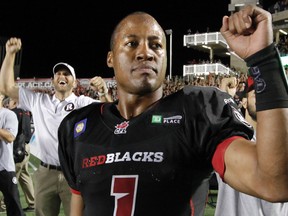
[114,121,129,135]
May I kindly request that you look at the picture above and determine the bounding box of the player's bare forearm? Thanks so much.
[255,109,288,200]
[70,193,84,216]
[224,110,288,202]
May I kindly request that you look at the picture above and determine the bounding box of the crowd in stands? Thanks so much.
[29,72,249,110]
[276,34,288,56]
[187,58,223,65]
[268,0,288,13]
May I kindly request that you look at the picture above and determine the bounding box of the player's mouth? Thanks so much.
[132,64,157,74]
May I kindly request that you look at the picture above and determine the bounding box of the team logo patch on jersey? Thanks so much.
[163,115,182,124]
[74,118,87,137]
[114,121,129,135]
[151,115,182,125]
[151,115,162,123]
[64,103,75,112]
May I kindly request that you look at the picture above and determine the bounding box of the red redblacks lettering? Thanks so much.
[82,155,107,168]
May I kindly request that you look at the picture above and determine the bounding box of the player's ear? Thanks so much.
[107,51,113,68]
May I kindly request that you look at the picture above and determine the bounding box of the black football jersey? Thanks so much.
[58,86,253,216]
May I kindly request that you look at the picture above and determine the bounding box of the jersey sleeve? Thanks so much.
[212,135,245,179]
[183,86,254,163]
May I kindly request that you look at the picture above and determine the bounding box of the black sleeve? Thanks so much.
[183,86,254,160]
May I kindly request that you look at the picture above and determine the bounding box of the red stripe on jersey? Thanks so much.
[189,198,195,216]
[70,188,81,195]
[212,136,244,180]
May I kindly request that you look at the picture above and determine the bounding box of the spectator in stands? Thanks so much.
[0,37,113,216]
[234,81,246,116]
[274,1,281,12]
[0,93,24,216]
[7,97,35,212]
[285,0,288,10]
[58,5,288,215]
[215,77,288,216]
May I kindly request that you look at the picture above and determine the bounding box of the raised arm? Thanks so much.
[89,76,113,102]
[219,76,238,97]
[0,37,21,101]
[219,5,288,202]
[220,5,273,58]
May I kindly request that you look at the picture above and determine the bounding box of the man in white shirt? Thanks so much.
[0,37,112,216]
[0,93,24,216]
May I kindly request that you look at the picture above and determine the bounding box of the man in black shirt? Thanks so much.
[58,5,288,216]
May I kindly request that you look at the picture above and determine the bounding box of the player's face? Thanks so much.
[107,13,167,95]
[52,70,76,93]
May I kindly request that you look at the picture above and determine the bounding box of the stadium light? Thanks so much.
[165,29,173,79]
